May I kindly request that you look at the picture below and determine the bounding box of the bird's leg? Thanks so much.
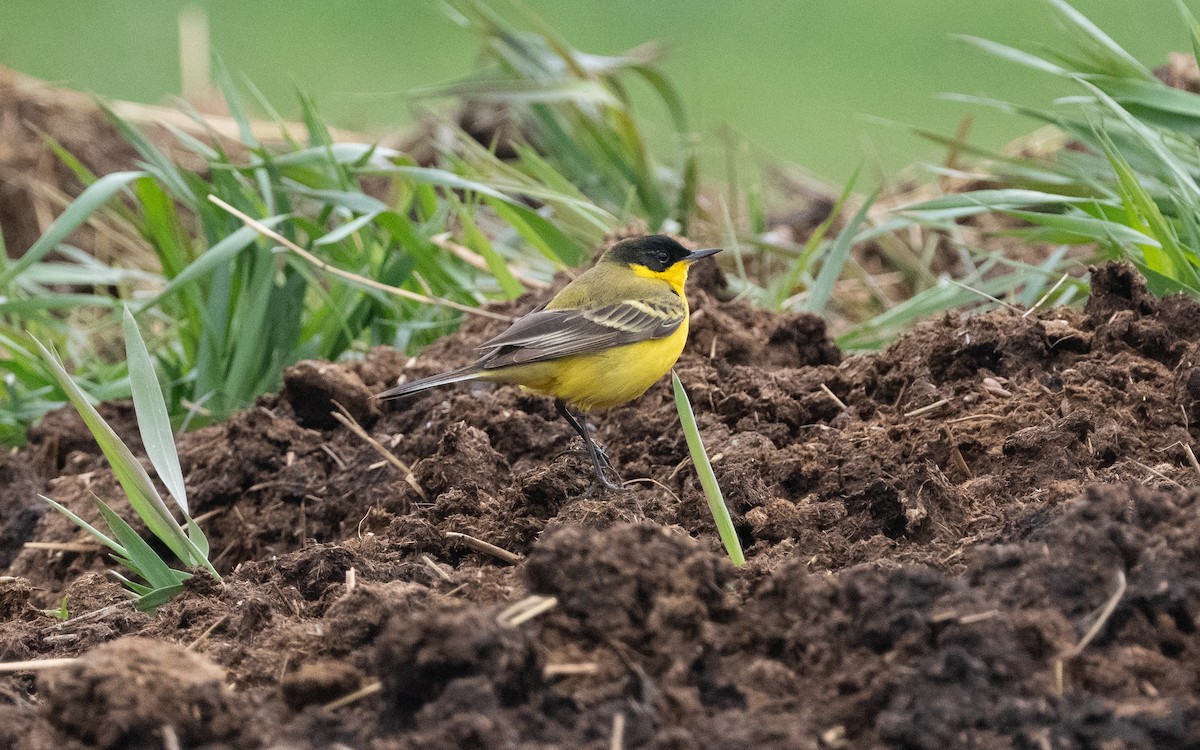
[554,399,625,492]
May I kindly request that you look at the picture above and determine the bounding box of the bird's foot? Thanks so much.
[583,468,629,496]
[554,450,628,494]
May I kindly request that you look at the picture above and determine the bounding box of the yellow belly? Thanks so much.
[485,320,689,411]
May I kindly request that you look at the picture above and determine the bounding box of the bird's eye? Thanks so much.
[658,252,670,265]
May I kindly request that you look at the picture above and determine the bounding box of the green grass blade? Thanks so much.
[1090,77,1200,121]
[955,35,1072,77]
[39,494,124,556]
[135,218,287,312]
[133,584,188,613]
[486,197,583,267]
[223,252,279,404]
[671,371,744,567]
[0,170,144,287]
[34,126,102,190]
[213,56,259,148]
[900,189,1101,218]
[1092,123,1200,290]
[287,185,388,215]
[805,188,876,315]
[159,121,221,161]
[997,206,1164,249]
[135,176,191,278]
[122,308,189,515]
[101,104,192,200]
[1043,0,1155,79]
[19,260,157,288]
[767,175,856,309]
[380,164,525,205]
[457,202,525,298]
[631,63,689,134]
[414,77,621,107]
[1175,0,1200,65]
[313,211,382,246]
[1078,78,1200,204]
[270,142,386,167]
[0,293,122,315]
[94,498,186,592]
[185,517,210,558]
[110,570,153,596]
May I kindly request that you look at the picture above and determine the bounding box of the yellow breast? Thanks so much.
[493,317,689,411]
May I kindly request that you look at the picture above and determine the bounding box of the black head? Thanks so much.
[602,235,704,273]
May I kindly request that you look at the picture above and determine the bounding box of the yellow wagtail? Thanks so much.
[376,235,721,490]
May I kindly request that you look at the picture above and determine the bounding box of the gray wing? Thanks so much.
[477,297,685,369]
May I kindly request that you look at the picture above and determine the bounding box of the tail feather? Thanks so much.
[374,365,484,400]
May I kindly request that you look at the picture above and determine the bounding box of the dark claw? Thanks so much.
[583,475,629,497]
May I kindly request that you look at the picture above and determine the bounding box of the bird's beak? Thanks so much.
[684,247,722,263]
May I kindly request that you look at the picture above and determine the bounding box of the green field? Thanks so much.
[1,0,1194,180]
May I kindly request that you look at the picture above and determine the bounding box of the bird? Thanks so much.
[375,234,721,491]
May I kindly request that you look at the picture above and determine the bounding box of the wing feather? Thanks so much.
[477,297,684,368]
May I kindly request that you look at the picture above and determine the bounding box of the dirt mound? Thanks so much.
[0,67,141,259]
[36,637,250,749]
[3,261,1200,747]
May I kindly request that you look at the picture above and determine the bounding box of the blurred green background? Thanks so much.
[0,0,1194,181]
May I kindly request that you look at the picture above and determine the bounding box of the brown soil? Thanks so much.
[0,67,134,260]
[0,259,1198,748]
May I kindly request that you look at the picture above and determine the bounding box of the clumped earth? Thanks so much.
[1,257,1199,749]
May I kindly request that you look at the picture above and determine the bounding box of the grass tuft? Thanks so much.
[898,0,1200,301]
[33,308,218,612]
